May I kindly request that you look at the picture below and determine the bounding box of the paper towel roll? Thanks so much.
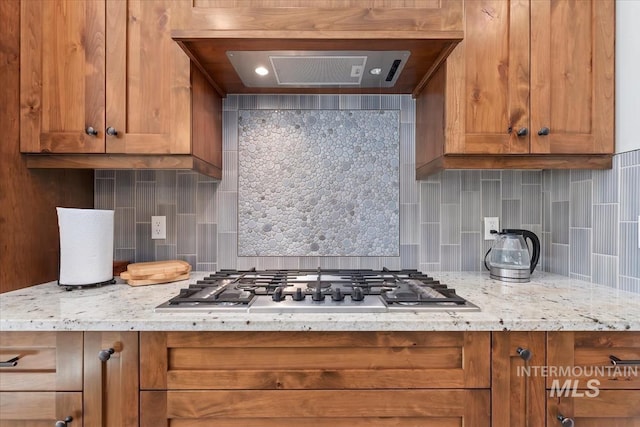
[57,207,114,286]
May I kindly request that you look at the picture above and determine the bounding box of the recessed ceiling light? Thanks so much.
[255,66,269,76]
[369,68,382,75]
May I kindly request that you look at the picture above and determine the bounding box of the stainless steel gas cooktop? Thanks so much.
[156,268,480,313]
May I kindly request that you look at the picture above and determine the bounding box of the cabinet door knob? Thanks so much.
[557,414,574,427]
[106,127,118,136]
[98,348,115,362]
[516,127,528,137]
[516,347,532,361]
[85,126,99,136]
[55,416,73,427]
[538,127,550,136]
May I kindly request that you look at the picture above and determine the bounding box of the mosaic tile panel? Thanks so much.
[237,109,400,256]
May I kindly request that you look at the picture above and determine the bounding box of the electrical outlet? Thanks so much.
[484,217,500,240]
[152,216,166,240]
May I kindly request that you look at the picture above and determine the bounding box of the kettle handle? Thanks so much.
[503,229,540,274]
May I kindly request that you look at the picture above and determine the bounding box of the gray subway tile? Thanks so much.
[461,233,482,271]
[277,95,300,109]
[95,170,115,179]
[420,224,440,263]
[135,223,154,263]
[114,208,135,249]
[222,94,238,111]
[481,180,501,217]
[400,244,419,269]
[114,248,135,263]
[542,170,552,192]
[571,181,592,228]
[196,263,217,272]
[299,95,320,109]
[135,181,155,222]
[522,171,542,185]
[482,170,501,180]
[620,149,640,167]
[319,257,341,269]
[593,204,617,255]
[177,173,198,214]
[620,276,640,293]
[223,110,239,151]
[136,170,155,182]
[461,191,481,232]
[156,244,177,261]
[502,199,521,230]
[501,170,522,199]
[400,164,418,204]
[115,170,135,208]
[620,166,640,221]
[421,263,441,273]
[542,232,552,272]
[592,254,617,288]
[551,201,570,244]
[400,123,415,166]
[359,257,381,270]
[237,257,258,270]
[551,170,570,202]
[178,255,197,271]
[300,257,320,269]
[381,95,402,110]
[400,203,419,244]
[570,170,592,182]
[420,183,440,222]
[522,184,542,225]
[441,170,461,204]
[319,95,339,109]
[550,244,570,276]
[461,171,481,191]
[219,150,237,192]
[620,221,640,278]
[441,204,461,245]
[95,178,115,210]
[339,95,361,109]
[569,228,591,276]
[238,95,257,109]
[543,191,551,232]
[361,95,381,110]
[218,191,238,233]
[155,170,177,205]
[441,245,461,271]
[197,224,217,263]
[400,95,415,124]
[256,95,279,109]
[593,168,618,204]
[197,182,218,224]
[217,232,237,269]
[176,214,197,255]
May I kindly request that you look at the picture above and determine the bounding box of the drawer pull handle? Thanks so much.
[556,414,574,427]
[98,348,115,362]
[106,126,118,136]
[516,347,532,361]
[516,127,528,137]
[85,126,98,136]
[538,127,550,136]
[610,355,640,366]
[0,356,19,367]
[55,416,73,427]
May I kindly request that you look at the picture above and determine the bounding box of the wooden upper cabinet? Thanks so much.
[20,0,222,178]
[416,0,614,177]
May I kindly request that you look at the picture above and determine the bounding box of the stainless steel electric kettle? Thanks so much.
[484,229,541,283]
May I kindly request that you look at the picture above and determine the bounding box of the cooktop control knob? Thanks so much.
[331,288,344,302]
[272,287,285,302]
[292,288,304,301]
[312,287,324,302]
[352,286,364,301]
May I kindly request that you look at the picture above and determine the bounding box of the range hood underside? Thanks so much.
[173,33,461,97]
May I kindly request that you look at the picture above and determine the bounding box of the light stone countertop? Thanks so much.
[1,271,639,332]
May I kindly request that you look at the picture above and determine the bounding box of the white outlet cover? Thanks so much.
[152,216,166,240]
[484,217,500,240]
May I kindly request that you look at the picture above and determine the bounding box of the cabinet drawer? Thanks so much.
[141,389,490,427]
[0,391,83,425]
[141,331,490,390]
[0,331,83,391]
[547,332,640,390]
[547,390,640,425]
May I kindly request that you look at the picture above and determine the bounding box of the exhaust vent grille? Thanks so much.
[270,55,366,86]
[226,50,410,88]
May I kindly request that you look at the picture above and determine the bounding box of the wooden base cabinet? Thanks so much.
[139,331,491,426]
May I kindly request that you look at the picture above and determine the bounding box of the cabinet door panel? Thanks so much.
[446,0,529,155]
[530,0,614,154]
[141,390,490,427]
[492,332,546,427]
[0,392,83,426]
[105,0,191,155]
[20,0,105,153]
[83,332,139,427]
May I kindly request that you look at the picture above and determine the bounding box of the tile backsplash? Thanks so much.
[95,94,640,293]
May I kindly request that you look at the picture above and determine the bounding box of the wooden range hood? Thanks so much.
[171,2,464,98]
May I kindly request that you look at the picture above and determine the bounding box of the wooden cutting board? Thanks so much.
[120,260,191,286]
[122,272,190,287]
